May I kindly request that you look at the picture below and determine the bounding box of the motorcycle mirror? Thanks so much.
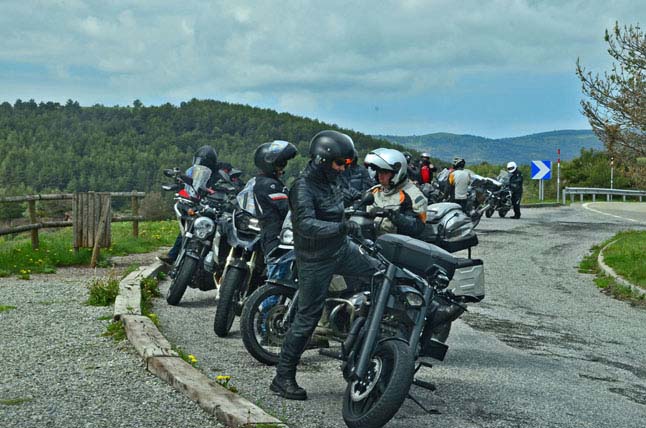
[358,192,374,207]
[163,168,178,178]
[161,183,181,191]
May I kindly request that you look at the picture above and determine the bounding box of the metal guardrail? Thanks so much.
[562,187,646,204]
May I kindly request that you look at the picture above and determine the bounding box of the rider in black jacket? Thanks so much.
[270,130,377,401]
[506,161,523,219]
[252,141,298,258]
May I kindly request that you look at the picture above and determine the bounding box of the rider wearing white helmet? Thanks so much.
[506,161,523,219]
[364,148,428,237]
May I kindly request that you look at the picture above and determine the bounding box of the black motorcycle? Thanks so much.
[213,177,265,337]
[339,233,483,427]
[240,203,482,373]
[163,166,237,305]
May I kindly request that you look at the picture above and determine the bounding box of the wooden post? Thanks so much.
[27,200,39,249]
[90,195,111,268]
[132,192,139,238]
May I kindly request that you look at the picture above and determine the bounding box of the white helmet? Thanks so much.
[507,161,517,173]
[364,148,408,187]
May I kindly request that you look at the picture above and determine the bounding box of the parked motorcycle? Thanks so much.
[339,233,484,427]
[213,177,266,337]
[163,166,238,305]
[240,203,482,374]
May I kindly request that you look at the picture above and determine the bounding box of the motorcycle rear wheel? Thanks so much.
[485,207,494,218]
[240,283,296,366]
[166,256,197,306]
[213,266,245,337]
[342,339,414,428]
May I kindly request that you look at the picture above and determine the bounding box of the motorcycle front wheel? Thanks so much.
[485,207,494,218]
[240,283,296,366]
[166,256,197,306]
[342,339,414,428]
[498,209,509,218]
[213,266,246,337]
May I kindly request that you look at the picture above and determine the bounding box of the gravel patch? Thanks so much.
[0,250,222,428]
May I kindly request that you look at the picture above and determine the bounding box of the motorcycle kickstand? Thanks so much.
[407,360,441,414]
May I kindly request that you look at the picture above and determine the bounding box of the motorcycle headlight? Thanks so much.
[403,291,424,308]
[193,216,215,239]
[280,228,294,246]
[235,212,261,232]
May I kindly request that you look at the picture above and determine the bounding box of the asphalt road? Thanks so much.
[155,202,646,428]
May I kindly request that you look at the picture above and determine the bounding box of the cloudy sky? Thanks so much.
[1,0,644,138]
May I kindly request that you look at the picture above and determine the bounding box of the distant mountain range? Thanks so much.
[376,130,603,166]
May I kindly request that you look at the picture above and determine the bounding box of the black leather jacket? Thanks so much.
[289,162,347,261]
[509,170,523,195]
[253,174,289,257]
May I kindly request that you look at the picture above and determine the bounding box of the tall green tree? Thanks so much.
[576,22,646,187]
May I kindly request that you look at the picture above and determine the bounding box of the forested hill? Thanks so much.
[0,99,400,194]
[378,130,603,165]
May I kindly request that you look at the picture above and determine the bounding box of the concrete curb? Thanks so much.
[597,240,646,297]
[520,202,561,208]
[113,261,285,428]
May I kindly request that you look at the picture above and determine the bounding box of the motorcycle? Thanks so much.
[163,166,238,306]
[212,177,266,337]
[339,233,483,427]
[240,202,483,373]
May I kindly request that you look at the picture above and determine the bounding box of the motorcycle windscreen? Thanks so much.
[187,165,212,198]
[236,177,259,216]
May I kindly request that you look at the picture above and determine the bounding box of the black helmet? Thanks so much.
[254,140,298,175]
[192,145,218,172]
[452,156,465,169]
[309,130,355,166]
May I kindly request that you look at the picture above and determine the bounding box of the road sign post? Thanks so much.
[531,160,552,201]
[557,149,561,204]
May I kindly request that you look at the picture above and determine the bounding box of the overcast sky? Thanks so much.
[1,0,644,138]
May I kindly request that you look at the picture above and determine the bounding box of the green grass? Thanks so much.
[103,320,126,341]
[86,274,120,306]
[602,231,646,287]
[580,230,646,304]
[0,220,178,276]
[0,305,17,312]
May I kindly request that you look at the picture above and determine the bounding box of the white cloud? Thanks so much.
[0,0,643,134]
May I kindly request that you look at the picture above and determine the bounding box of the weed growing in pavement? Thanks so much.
[17,269,31,280]
[0,305,17,312]
[103,320,126,341]
[86,274,120,306]
[0,397,33,405]
[215,375,238,393]
[173,346,199,368]
[140,276,161,326]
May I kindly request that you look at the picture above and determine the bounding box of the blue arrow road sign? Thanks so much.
[531,160,551,180]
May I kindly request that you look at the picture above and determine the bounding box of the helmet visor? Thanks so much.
[333,158,353,166]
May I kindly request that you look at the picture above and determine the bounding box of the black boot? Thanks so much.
[270,375,307,400]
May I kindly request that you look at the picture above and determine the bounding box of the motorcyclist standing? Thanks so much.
[270,130,377,401]
[419,152,437,184]
[449,157,472,213]
[403,152,420,183]
[506,161,523,219]
[252,140,298,258]
[341,149,372,194]
[364,148,427,238]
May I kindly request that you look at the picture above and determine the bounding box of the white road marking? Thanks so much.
[582,203,640,223]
